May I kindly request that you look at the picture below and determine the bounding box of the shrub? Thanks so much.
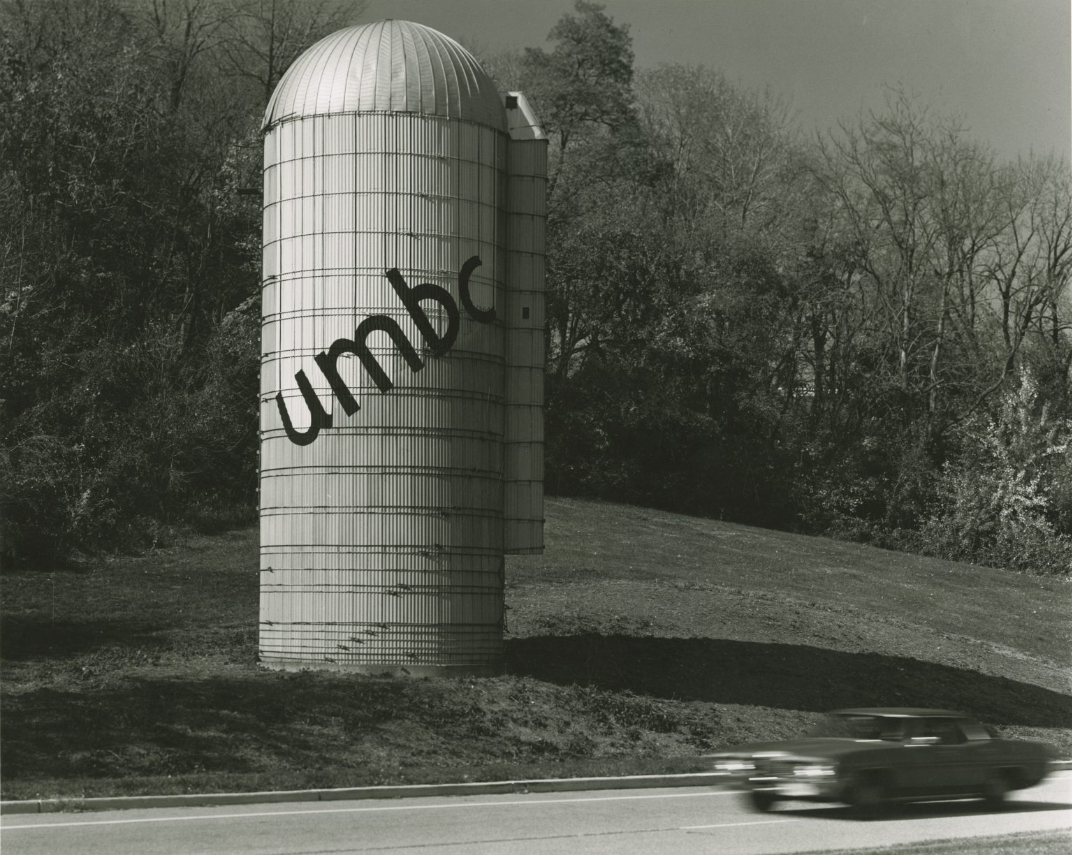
[921,371,1072,575]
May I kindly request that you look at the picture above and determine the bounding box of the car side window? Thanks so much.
[958,721,992,742]
[919,719,966,745]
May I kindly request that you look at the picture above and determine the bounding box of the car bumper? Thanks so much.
[748,775,845,801]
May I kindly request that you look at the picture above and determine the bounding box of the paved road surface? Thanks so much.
[4,776,1071,855]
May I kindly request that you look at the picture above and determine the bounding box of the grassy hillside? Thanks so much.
[2,498,1069,800]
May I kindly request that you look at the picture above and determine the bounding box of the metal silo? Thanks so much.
[259,20,546,675]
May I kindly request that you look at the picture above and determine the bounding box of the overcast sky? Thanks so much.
[367,0,1071,163]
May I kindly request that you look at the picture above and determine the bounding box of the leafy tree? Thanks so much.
[520,0,635,197]
[923,370,1072,574]
[3,0,1069,573]
[0,0,344,566]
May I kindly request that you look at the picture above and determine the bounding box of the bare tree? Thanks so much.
[978,156,1072,411]
[142,0,236,112]
[219,0,366,107]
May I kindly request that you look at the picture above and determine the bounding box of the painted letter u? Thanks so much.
[276,369,333,447]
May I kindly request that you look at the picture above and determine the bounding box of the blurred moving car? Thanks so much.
[707,708,1056,816]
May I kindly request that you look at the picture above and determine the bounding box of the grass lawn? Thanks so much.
[797,830,1072,855]
[2,498,1070,800]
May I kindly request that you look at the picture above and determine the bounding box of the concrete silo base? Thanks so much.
[258,660,505,678]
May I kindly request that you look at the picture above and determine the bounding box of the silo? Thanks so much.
[258,20,545,675]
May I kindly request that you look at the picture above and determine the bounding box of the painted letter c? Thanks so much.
[458,256,494,324]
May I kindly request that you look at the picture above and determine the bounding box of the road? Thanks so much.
[4,776,1071,855]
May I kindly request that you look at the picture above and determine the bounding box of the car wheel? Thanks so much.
[982,773,1009,809]
[847,775,888,819]
[747,789,779,813]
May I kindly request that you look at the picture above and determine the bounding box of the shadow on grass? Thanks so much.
[0,616,169,660]
[4,636,1070,799]
[505,634,1072,728]
[0,671,435,791]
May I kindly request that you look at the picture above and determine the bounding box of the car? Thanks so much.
[706,708,1057,817]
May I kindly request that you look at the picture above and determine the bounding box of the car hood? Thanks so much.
[709,738,897,760]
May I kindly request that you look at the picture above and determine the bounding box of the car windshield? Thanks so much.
[808,714,907,741]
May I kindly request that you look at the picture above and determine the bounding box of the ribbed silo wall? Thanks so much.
[260,113,506,674]
[503,137,547,554]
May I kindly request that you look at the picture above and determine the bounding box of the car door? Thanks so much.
[904,718,977,794]
[948,719,1005,788]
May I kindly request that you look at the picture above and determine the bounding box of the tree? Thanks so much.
[520,0,635,198]
[800,91,1072,537]
[638,65,805,235]
[143,0,236,113]
[816,93,1029,439]
[504,1,645,386]
[0,0,347,565]
[984,157,1072,418]
[219,0,366,107]
[923,369,1072,575]
[534,48,816,524]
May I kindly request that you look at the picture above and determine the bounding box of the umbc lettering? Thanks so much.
[275,256,492,447]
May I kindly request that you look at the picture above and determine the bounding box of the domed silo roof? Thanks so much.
[262,20,506,132]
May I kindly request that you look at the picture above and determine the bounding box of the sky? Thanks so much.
[366,0,1072,163]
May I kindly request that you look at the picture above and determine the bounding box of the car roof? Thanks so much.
[830,708,969,718]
